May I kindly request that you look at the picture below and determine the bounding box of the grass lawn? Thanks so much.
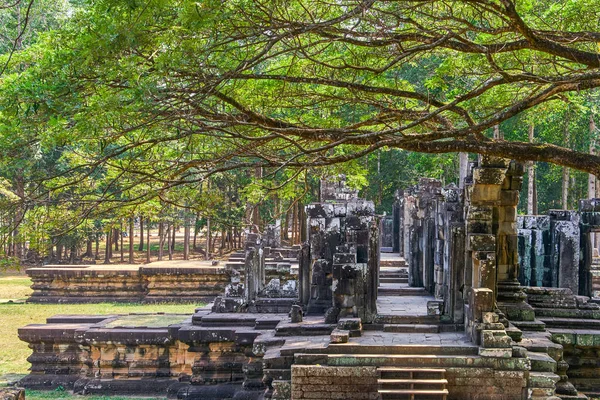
[0,275,203,380]
[25,389,165,400]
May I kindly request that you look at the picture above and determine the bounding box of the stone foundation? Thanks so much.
[27,260,230,303]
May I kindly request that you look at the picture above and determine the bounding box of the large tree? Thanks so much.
[3,0,600,212]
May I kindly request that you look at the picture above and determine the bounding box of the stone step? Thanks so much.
[378,287,429,296]
[378,368,446,379]
[379,378,448,389]
[510,319,546,332]
[533,307,600,319]
[383,324,439,333]
[381,261,407,268]
[380,278,409,284]
[375,315,440,325]
[316,354,520,369]
[274,322,335,337]
[378,388,449,399]
[537,316,600,329]
[527,352,557,373]
[326,344,478,356]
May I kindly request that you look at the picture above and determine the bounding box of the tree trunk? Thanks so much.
[589,114,597,199]
[146,222,151,263]
[171,224,177,253]
[138,217,144,251]
[206,217,211,260]
[493,124,503,140]
[129,218,134,264]
[85,239,93,258]
[193,213,199,251]
[104,231,111,264]
[95,236,99,260]
[458,152,468,188]
[113,228,119,251]
[562,113,571,209]
[184,215,190,260]
[167,224,173,260]
[158,222,164,261]
[120,222,124,262]
[527,124,536,215]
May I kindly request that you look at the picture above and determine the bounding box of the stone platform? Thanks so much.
[26,260,230,303]
[18,305,544,400]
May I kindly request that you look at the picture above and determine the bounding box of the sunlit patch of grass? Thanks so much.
[0,275,203,376]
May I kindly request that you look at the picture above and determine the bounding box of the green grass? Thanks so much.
[0,276,204,377]
[0,276,33,300]
[25,389,165,399]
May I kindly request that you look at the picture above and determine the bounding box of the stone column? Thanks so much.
[495,161,536,322]
[548,210,581,294]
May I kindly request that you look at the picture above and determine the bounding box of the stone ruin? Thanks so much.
[14,167,600,400]
[517,200,600,298]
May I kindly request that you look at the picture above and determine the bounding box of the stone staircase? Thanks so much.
[378,367,448,400]
[370,314,443,334]
[380,268,409,284]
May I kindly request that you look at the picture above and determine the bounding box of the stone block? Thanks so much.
[478,347,512,358]
[306,203,334,218]
[330,329,350,343]
[474,167,506,185]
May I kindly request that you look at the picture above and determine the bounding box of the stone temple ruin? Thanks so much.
[16,161,600,400]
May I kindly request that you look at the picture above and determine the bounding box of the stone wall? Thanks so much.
[18,312,275,398]
[27,261,230,303]
[517,198,600,297]
[290,366,378,400]
[445,368,527,400]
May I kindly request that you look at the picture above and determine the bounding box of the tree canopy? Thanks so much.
[1,0,600,263]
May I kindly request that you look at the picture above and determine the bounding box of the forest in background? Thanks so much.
[0,0,599,266]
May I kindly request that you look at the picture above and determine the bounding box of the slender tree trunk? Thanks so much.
[85,239,93,258]
[146,222,151,263]
[458,152,468,188]
[120,222,124,262]
[590,114,600,252]
[56,242,63,261]
[193,213,199,251]
[171,224,177,253]
[158,222,164,261]
[95,236,99,260]
[184,215,190,260]
[104,231,111,264]
[527,124,536,215]
[138,217,144,251]
[129,218,134,264]
[206,217,211,260]
[169,224,174,260]
[562,113,571,209]
[589,114,597,200]
[493,124,503,140]
[113,228,119,251]
[166,224,172,260]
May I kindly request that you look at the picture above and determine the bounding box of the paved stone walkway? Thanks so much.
[377,295,434,316]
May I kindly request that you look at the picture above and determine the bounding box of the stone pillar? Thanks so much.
[548,210,581,294]
[495,161,535,323]
[579,199,600,297]
[298,242,311,306]
[392,190,402,254]
[244,233,264,304]
[442,183,465,323]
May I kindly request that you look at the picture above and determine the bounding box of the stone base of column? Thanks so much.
[496,280,535,322]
